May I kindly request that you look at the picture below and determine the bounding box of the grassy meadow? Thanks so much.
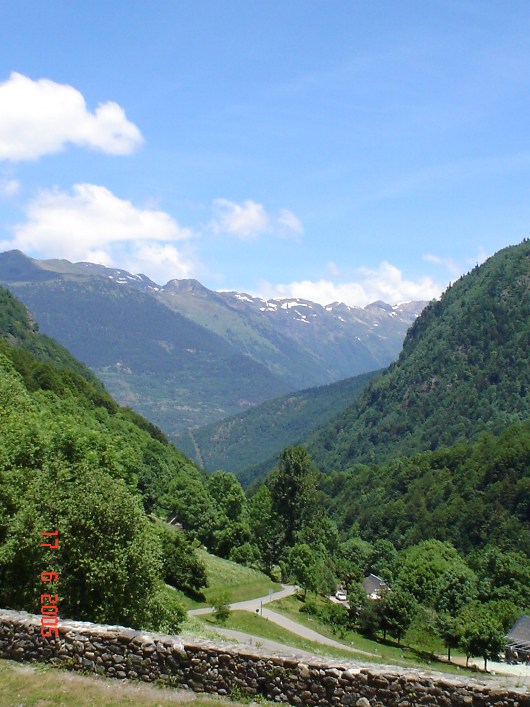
[0,659,273,706]
[176,550,280,609]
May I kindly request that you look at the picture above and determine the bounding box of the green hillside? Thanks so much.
[307,240,530,471]
[176,370,379,477]
[0,286,107,394]
[322,420,530,557]
[0,285,247,632]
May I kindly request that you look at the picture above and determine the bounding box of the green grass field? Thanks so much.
[176,550,280,609]
[0,659,272,706]
[173,556,485,682]
[200,610,368,661]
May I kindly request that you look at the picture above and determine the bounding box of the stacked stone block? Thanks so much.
[0,610,527,706]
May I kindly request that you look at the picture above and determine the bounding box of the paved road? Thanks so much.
[248,606,375,656]
[188,585,376,657]
[188,584,297,616]
[186,589,529,692]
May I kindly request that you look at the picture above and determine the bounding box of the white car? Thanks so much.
[335,590,347,601]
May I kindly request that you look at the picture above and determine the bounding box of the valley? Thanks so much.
[0,241,528,702]
[0,249,424,439]
[3,6,530,703]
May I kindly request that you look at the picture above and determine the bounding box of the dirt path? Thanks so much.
[210,626,326,661]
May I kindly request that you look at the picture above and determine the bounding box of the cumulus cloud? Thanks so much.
[255,261,444,307]
[210,198,303,240]
[2,183,193,266]
[122,243,195,284]
[211,198,270,239]
[0,72,143,161]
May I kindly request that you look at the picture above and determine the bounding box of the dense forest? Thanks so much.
[227,445,528,664]
[0,287,226,631]
[322,421,530,556]
[306,240,530,471]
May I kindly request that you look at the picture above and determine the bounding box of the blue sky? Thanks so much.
[1,1,530,305]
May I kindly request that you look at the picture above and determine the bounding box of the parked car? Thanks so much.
[335,590,347,601]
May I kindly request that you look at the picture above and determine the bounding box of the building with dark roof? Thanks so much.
[506,614,530,663]
[362,573,388,599]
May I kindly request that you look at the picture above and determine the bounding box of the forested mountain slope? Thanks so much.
[307,240,530,471]
[0,286,105,393]
[0,286,238,631]
[0,251,290,436]
[175,369,379,477]
[322,420,530,557]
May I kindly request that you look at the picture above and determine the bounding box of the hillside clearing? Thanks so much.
[176,550,280,609]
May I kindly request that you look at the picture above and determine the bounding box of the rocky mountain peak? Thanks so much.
[163,278,209,295]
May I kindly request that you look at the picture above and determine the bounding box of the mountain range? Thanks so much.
[0,250,425,437]
[157,278,424,388]
[185,239,530,486]
[1,243,527,634]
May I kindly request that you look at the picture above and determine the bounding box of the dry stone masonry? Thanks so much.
[0,609,528,706]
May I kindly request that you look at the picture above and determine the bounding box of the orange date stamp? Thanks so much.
[40,530,59,638]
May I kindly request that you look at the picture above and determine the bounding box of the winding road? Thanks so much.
[186,587,530,691]
[188,585,376,658]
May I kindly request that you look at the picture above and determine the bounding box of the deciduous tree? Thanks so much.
[268,447,318,548]
[378,589,417,642]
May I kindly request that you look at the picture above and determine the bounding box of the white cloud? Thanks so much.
[255,261,444,307]
[122,243,195,283]
[211,198,270,239]
[278,208,304,238]
[423,253,463,278]
[2,183,193,266]
[83,249,114,267]
[0,177,20,199]
[423,248,490,278]
[0,72,143,161]
[325,261,343,278]
[210,198,304,241]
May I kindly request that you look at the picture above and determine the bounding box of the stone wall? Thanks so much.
[0,609,528,706]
